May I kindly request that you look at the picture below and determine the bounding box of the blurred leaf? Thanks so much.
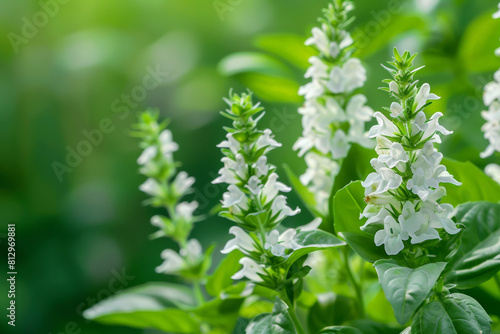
[83,282,200,333]
[446,201,500,289]
[374,260,446,325]
[346,319,401,334]
[333,181,388,262]
[206,250,243,297]
[353,16,426,59]
[308,293,357,333]
[240,73,302,103]
[458,12,500,73]
[411,293,491,334]
[218,52,291,77]
[282,230,345,270]
[240,296,274,318]
[254,34,315,70]
[319,326,363,334]
[443,158,500,206]
[191,296,243,332]
[332,144,377,195]
[245,297,296,334]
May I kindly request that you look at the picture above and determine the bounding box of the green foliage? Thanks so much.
[308,294,357,333]
[245,298,296,334]
[445,202,500,289]
[333,181,388,262]
[411,293,491,334]
[319,326,363,334]
[218,52,291,77]
[443,159,500,206]
[206,250,244,297]
[374,260,447,325]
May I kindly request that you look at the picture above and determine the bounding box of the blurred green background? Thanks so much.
[1,0,499,332]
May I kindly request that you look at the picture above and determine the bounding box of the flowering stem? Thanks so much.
[280,293,306,334]
[342,246,365,318]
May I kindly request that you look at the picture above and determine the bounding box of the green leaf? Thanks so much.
[218,52,290,77]
[458,12,500,73]
[411,293,491,334]
[374,260,447,325]
[400,328,411,334]
[239,73,301,103]
[445,202,500,289]
[308,294,357,334]
[83,282,201,333]
[206,250,244,297]
[331,144,377,196]
[319,326,363,334]
[347,319,401,334]
[281,230,345,270]
[254,34,315,70]
[333,181,389,263]
[442,159,500,206]
[245,297,296,334]
[191,296,244,332]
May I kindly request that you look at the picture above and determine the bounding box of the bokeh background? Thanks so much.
[1,0,499,332]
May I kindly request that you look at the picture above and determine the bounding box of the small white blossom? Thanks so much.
[221,226,257,255]
[232,257,266,282]
[176,201,198,221]
[413,83,440,111]
[378,142,408,169]
[485,163,500,184]
[139,178,163,197]
[159,130,179,157]
[137,146,157,165]
[155,249,185,274]
[173,171,196,196]
[374,216,409,255]
[264,229,297,257]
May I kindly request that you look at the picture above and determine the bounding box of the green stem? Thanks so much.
[193,281,205,305]
[342,247,365,318]
[281,293,306,334]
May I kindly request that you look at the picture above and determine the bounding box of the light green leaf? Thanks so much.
[206,250,244,297]
[445,202,500,289]
[281,230,345,270]
[191,296,244,332]
[254,34,315,70]
[83,282,200,333]
[442,159,500,206]
[218,52,290,77]
[240,72,301,103]
[411,293,491,334]
[458,12,500,73]
[374,260,447,325]
[319,326,363,334]
[333,181,388,262]
[308,294,357,334]
[245,297,296,334]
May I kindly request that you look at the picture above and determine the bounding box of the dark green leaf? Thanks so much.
[245,297,296,334]
[411,293,491,334]
[206,250,244,297]
[308,294,357,334]
[446,202,500,288]
[374,260,447,325]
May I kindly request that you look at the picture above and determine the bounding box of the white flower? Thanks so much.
[155,249,185,274]
[362,160,402,195]
[264,229,297,257]
[137,146,157,165]
[485,163,500,184]
[368,112,400,138]
[159,130,179,157]
[217,133,240,155]
[342,58,367,92]
[180,239,203,264]
[221,226,257,255]
[232,257,266,282]
[346,94,373,123]
[331,129,350,159]
[390,102,403,118]
[327,66,344,93]
[176,201,198,221]
[420,112,453,141]
[298,80,325,99]
[389,81,399,94]
[139,178,163,196]
[256,129,282,150]
[305,56,329,80]
[222,184,248,210]
[398,201,440,244]
[173,171,195,196]
[494,3,500,19]
[254,156,270,177]
[305,27,330,55]
[413,83,440,112]
[374,216,409,255]
[271,195,300,221]
[245,176,262,195]
[378,142,408,169]
[261,173,292,204]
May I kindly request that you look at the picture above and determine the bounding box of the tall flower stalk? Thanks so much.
[480,3,500,184]
[214,91,343,334]
[294,0,373,215]
[132,110,210,300]
[361,49,461,261]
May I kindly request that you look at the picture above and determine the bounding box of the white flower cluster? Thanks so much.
[480,3,500,184]
[134,111,204,278]
[214,92,308,284]
[361,52,461,256]
[294,1,373,214]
